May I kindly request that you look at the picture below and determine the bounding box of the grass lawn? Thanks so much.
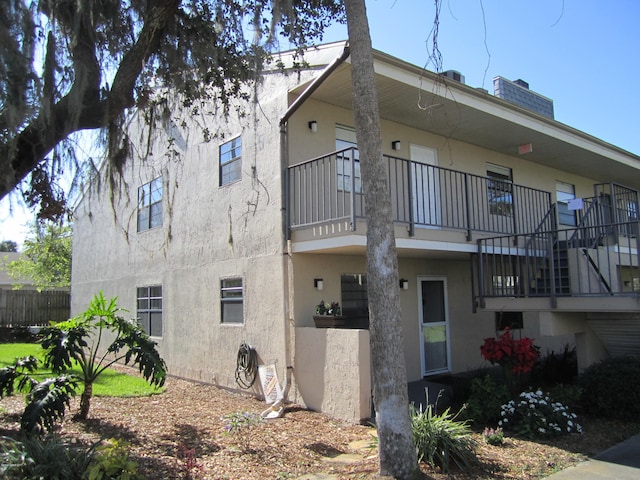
[0,343,164,397]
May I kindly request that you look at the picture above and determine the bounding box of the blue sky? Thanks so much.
[321,0,640,153]
[2,0,639,247]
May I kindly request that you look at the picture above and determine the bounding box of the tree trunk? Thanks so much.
[343,0,418,478]
[79,382,93,420]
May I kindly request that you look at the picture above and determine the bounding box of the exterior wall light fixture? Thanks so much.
[391,140,401,151]
[314,278,324,290]
[400,278,409,290]
[308,121,318,133]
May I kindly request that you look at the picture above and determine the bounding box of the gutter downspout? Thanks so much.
[278,44,350,403]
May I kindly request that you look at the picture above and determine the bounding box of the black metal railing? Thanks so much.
[287,148,552,239]
[475,220,640,306]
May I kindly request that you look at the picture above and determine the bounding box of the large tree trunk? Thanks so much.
[343,0,418,478]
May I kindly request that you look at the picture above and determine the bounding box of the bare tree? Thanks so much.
[343,0,418,478]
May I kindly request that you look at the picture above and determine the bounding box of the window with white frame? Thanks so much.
[487,163,513,216]
[556,181,577,226]
[137,285,163,337]
[336,125,362,193]
[220,136,242,185]
[221,278,243,323]
[137,177,163,232]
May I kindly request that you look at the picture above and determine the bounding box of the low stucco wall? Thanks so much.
[294,327,371,423]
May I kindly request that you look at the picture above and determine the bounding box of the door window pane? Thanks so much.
[336,125,362,193]
[422,280,445,324]
[487,163,513,216]
[556,181,577,226]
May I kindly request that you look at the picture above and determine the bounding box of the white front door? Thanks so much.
[410,144,441,227]
[418,276,450,375]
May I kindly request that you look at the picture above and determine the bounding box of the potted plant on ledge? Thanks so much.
[313,300,346,328]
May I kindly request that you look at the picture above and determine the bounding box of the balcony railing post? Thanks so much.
[464,172,472,241]
[407,158,415,236]
[547,232,558,308]
[285,167,291,240]
[477,239,486,308]
[512,184,519,241]
[350,148,356,231]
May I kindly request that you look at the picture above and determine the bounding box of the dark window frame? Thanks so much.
[340,273,369,329]
[336,125,362,194]
[220,136,242,186]
[137,285,163,337]
[495,311,523,331]
[221,277,244,324]
[487,163,513,217]
[137,177,163,232]
[556,181,577,226]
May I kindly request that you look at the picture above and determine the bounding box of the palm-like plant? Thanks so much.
[40,292,167,420]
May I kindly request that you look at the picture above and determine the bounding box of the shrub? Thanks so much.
[482,427,504,446]
[550,383,583,411]
[221,411,263,434]
[86,439,141,480]
[410,402,479,473]
[480,327,540,374]
[532,344,577,386]
[499,390,582,439]
[577,356,640,421]
[1,435,97,480]
[460,374,510,426]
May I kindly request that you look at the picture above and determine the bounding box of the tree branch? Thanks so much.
[0,0,181,201]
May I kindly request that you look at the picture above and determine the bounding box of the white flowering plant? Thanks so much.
[498,390,582,439]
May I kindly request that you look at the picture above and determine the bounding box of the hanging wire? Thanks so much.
[235,341,258,389]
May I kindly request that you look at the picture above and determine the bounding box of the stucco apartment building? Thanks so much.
[72,42,640,423]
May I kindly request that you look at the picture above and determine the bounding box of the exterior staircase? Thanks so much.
[587,314,640,357]
[529,240,571,296]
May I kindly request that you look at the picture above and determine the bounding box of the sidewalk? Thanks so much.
[545,433,640,479]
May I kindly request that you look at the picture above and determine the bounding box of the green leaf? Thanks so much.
[21,375,78,434]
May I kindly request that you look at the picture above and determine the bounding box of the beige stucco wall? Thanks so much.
[72,71,317,395]
[287,98,603,209]
[294,327,371,423]
[290,250,576,384]
[71,58,626,423]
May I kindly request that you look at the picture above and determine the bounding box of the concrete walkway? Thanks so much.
[545,433,640,479]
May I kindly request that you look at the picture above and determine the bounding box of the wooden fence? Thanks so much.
[0,289,70,327]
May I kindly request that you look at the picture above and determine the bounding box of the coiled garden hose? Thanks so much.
[235,342,258,389]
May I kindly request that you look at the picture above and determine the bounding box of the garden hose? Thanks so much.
[235,342,258,389]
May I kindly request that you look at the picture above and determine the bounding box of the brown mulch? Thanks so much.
[1,369,638,480]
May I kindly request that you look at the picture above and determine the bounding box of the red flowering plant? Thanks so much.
[480,327,540,374]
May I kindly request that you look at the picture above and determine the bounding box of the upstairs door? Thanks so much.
[410,144,441,227]
[418,276,450,376]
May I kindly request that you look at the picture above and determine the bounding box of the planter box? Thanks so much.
[313,315,347,328]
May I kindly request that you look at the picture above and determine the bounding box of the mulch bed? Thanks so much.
[1,369,638,479]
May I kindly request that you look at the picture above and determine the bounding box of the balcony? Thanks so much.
[287,147,552,241]
[475,218,640,312]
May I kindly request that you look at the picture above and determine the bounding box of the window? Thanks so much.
[220,136,242,185]
[495,311,523,331]
[341,274,369,328]
[492,275,518,296]
[336,125,362,193]
[137,286,162,337]
[221,278,243,323]
[487,163,513,216]
[556,181,577,226]
[137,177,163,232]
